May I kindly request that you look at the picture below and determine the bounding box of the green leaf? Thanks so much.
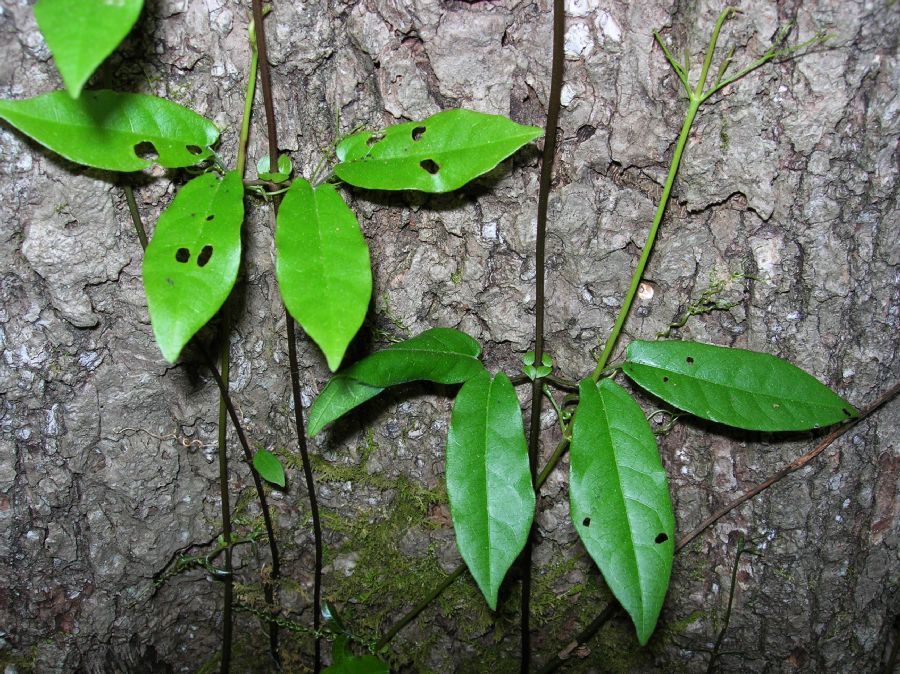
[256,153,292,182]
[143,171,243,362]
[307,376,383,437]
[570,378,675,645]
[622,340,858,431]
[344,328,483,387]
[276,178,372,371]
[446,370,534,610]
[252,449,285,488]
[34,0,143,98]
[0,90,218,171]
[322,653,388,674]
[306,328,484,435]
[334,109,542,193]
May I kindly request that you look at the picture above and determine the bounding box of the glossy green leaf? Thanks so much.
[446,370,534,610]
[570,378,675,645]
[306,328,484,435]
[35,0,143,97]
[0,90,218,171]
[252,449,285,488]
[256,153,292,183]
[623,340,858,431]
[307,376,383,437]
[344,328,483,387]
[143,171,243,362]
[334,109,542,193]
[276,178,372,371]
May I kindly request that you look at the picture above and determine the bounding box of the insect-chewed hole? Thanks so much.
[842,408,851,417]
[420,158,440,174]
[655,532,668,544]
[366,133,384,148]
[662,376,669,383]
[134,141,159,161]
[686,356,694,364]
[205,214,215,221]
[186,144,203,155]
[411,125,426,141]
[197,245,213,267]
[582,517,591,527]
[175,247,190,263]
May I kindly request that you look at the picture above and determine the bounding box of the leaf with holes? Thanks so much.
[306,328,484,435]
[622,340,858,431]
[143,171,243,362]
[446,370,534,610]
[35,0,144,98]
[307,376,383,437]
[343,328,484,387]
[570,378,675,645]
[334,109,542,193]
[252,449,285,488]
[276,178,372,371]
[0,90,218,171]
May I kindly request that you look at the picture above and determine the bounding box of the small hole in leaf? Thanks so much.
[662,376,669,383]
[772,403,780,410]
[134,141,159,161]
[197,245,213,267]
[655,533,668,544]
[420,159,440,174]
[411,126,426,141]
[686,356,694,364]
[205,214,215,221]
[366,133,383,148]
[842,408,851,417]
[175,248,190,263]
[186,145,203,155]
[582,517,591,527]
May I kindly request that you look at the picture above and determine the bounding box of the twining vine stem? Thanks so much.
[521,0,565,670]
[251,1,324,671]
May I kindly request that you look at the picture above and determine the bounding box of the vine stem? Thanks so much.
[521,0,565,670]
[251,2,323,671]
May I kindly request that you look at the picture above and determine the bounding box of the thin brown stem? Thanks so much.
[251,2,322,670]
[521,0,564,666]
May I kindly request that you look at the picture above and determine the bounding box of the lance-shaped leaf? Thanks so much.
[334,109,542,193]
[35,0,144,98]
[344,328,483,387]
[276,178,372,371]
[307,376,383,437]
[446,370,534,610]
[0,90,218,171]
[306,328,484,435]
[623,340,858,432]
[570,378,675,645]
[143,171,243,362]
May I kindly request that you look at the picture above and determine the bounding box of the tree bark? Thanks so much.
[0,1,896,672]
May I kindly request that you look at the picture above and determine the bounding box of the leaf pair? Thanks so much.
[571,340,857,645]
[276,110,541,369]
[307,328,533,609]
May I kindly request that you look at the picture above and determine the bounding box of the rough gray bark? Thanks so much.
[0,0,897,672]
